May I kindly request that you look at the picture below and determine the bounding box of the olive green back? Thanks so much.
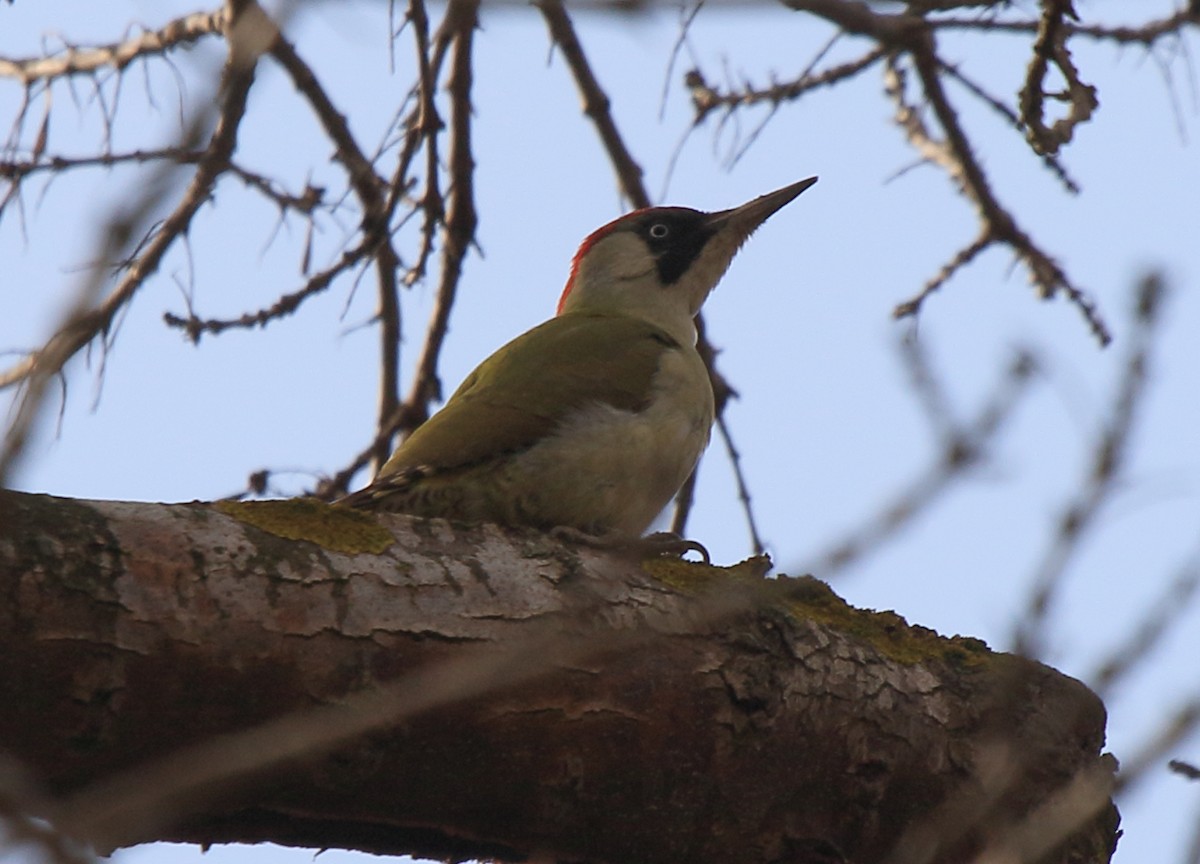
[379,311,681,476]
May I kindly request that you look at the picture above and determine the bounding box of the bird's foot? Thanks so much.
[639,531,711,564]
[549,527,710,565]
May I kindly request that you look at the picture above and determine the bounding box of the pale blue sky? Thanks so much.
[2,2,1199,862]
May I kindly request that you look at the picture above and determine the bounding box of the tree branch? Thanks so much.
[0,489,1118,864]
[0,10,227,84]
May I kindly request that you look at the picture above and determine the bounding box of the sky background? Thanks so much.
[2,1,1199,862]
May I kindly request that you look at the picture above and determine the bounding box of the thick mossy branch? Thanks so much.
[0,490,1117,864]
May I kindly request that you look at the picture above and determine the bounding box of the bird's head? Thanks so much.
[557,177,817,345]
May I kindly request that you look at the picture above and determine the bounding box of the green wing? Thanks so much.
[378,312,678,477]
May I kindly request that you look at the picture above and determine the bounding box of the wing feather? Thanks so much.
[376,312,678,479]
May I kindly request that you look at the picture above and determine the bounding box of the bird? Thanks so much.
[339,178,817,555]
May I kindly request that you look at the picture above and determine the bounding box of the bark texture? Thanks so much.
[0,489,1118,864]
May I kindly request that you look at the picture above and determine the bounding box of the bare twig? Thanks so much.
[267,30,403,474]
[383,0,481,464]
[1,148,324,219]
[0,11,228,84]
[0,10,261,393]
[163,236,376,342]
[886,49,1110,345]
[325,0,454,496]
[536,0,647,208]
[933,9,1200,47]
[0,0,268,482]
[1018,0,1098,156]
[892,229,990,321]
[935,57,1080,194]
[716,1,1127,344]
[715,412,766,555]
[1171,760,1200,781]
[684,45,886,121]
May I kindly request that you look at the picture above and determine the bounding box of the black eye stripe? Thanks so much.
[629,208,714,285]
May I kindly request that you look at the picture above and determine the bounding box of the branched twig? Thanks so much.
[934,9,1200,46]
[395,0,446,292]
[0,0,268,483]
[324,0,454,495]
[0,16,258,394]
[1018,0,1098,156]
[684,46,886,121]
[1,149,324,221]
[748,1,1136,344]
[327,0,482,498]
[0,11,228,84]
[267,30,404,474]
[892,229,990,320]
[162,237,376,342]
[536,0,647,208]
[382,0,481,464]
[936,57,1080,194]
[424,3,480,377]
[316,0,465,497]
[886,50,1110,345]
[1014,274,1166,659]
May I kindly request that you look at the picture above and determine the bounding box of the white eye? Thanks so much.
[648,223,670,239]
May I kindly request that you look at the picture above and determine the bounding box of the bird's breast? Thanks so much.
[516,343,714,535]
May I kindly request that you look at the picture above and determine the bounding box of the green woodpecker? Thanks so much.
[341,178,817,543]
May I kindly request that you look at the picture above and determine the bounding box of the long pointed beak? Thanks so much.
[705,176,818,238]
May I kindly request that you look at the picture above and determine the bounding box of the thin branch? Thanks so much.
[889,48,1110,344]
[162,237,376,342]
[0,6,264,395]
[267,30,404,474]
[933,9,1200,46]
[0,10,228,84]
[898,325,960,446]
[395,0,446,293]
[685,45,886,122]
[715,412,766,555]
[0,0,267,482]
[1,149,324,220]
[1018,0,1098,156]
[397,0,480,436]
[535,0,647,208]
[892,228,990,321]
[936,57,1080,194]
[316,0,451,497]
